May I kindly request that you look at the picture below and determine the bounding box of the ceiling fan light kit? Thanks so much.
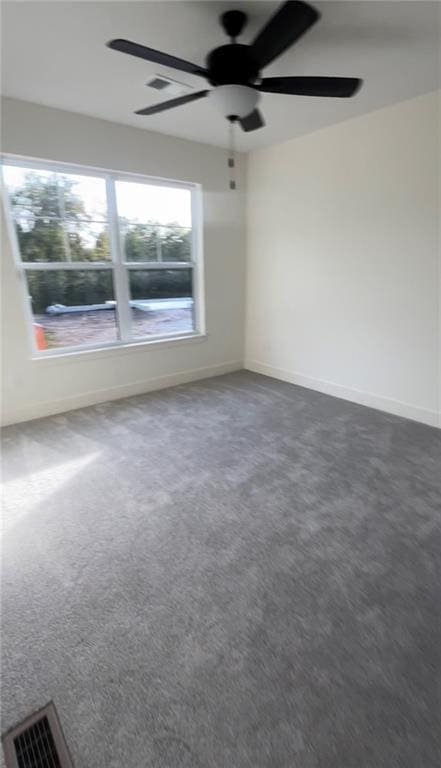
[211,84,260,120]
[107,0,363,186]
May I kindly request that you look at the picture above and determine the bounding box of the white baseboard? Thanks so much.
[4,358,439,429]
[2,360,242,426]
[245,359,440,428]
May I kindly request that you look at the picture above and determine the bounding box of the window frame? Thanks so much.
[1,154,205,358]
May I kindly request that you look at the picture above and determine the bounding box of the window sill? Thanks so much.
[31,332,208,366]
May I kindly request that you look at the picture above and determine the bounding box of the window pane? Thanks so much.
[66,221,111,262]
[115,180,192,263]
[60,173,107,221]
[128,269,194,339]
[3,166,61,216]
[3,165,109,263]
[25,270,117,350]
[122,223,160,263]
[13,216,67,262]
[158,226,192,263]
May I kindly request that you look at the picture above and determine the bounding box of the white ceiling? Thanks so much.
[2,1,440,151]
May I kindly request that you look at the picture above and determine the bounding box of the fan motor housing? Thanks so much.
[206,44,260,86]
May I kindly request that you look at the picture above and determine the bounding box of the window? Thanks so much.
[1,158,203,355]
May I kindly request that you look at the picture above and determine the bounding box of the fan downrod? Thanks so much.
[221,10,247,40]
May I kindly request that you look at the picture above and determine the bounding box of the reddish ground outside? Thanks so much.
[35,307,193,348]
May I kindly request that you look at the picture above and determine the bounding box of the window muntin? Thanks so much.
[2,160,201,355]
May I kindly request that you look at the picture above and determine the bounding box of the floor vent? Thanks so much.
[2,702,73,768]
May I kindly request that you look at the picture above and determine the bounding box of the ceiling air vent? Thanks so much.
[2,702,74,768]
[147,77,170,90]
[146,75,194,98]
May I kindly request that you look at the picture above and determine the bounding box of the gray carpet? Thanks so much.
[2,371,440,768]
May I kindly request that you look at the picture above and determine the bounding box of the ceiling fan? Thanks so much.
[107,0,362,132]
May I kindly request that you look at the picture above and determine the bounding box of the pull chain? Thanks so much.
[228,118,236,190]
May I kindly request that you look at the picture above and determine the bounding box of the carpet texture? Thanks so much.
[2,371,440,767]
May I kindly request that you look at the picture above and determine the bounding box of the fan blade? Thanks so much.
[107,39,207,77]
[250,1,320,68]
[258,76,362,97]
[135,90,209,116]
[239,109,265,132]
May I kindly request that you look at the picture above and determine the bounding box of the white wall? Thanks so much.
[246,91,440,427]
[2,94,440,428]
[1,97,246,425]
